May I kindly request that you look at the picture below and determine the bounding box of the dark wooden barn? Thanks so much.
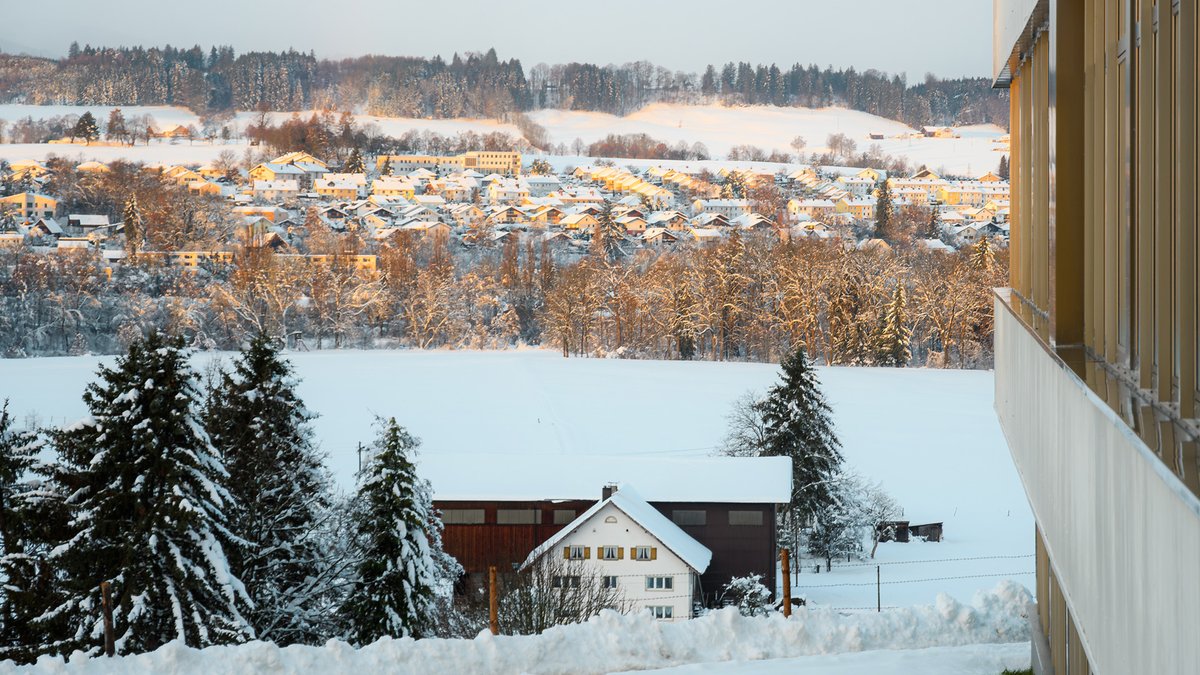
[423,454,792,606]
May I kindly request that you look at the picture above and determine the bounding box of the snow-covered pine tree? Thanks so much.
[122,194,142,259]
[829,267,873,366]
[972,236,996,273]
[0,402,62,663]
[345,148,365,174]
[758,345,844,529]
[874,180,894,241]
[926,206,942,240]
[341,418,442,644]
[875,282,912,367]
[205,333,333,645]
[72,112,99,144]
[590,201,625,261]
[45,332,252,656]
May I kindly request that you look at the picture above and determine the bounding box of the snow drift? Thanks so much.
[8,582,1031,675]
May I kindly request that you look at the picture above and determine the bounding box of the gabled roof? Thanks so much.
[521,485,712,574]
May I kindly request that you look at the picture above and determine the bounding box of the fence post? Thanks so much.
[876,565,881,613]
[100,581,115,657]
[780,547,791,618]
[488,565,499,635]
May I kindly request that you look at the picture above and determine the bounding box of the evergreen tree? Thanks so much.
[590,201,624,261]
[997,154,1010,180]
[874,180,894,242]
[72,112,99,145]
[926,206,942,239]
[829,267,872,366]
[805,477,860,572]
[972,236,996,273]
[0,402,62,663]
[380,157,393,176]
[345,148,365,174]
[342,418,440,644]
[205,334,333,645]
[122,194,142,259]
[757,345,844,528]
[529,158,552,175]
[106,108,128,144]
[875,282,912,367]
[44,332,252,656]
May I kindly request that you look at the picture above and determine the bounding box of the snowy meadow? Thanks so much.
[0,349,1033,610]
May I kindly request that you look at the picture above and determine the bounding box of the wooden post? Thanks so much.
[488,565,499,635]
[99,581,115,657]
[780,548,791,618]
[876,565,881,613]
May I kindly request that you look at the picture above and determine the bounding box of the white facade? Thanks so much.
[546,502,698,621]
[523,489,712,623]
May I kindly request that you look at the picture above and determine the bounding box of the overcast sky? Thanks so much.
[0,0,992,81]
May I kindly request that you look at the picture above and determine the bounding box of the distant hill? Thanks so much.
[0,45,1008,129]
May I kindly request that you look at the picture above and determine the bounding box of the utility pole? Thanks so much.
[780,548,791,618]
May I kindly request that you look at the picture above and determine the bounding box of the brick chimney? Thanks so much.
[601,483,619,500]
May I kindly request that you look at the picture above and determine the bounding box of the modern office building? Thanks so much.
[993,1,1198,673]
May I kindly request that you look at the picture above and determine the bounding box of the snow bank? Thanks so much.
[624,642,1031,674]
[7,582,1031,675]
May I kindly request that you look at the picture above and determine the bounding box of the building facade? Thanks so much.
[423,454,790,606]
[993,1,1198,673]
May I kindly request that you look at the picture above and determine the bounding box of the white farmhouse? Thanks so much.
[521,485,710,622]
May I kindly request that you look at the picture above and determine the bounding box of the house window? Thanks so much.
[633,546,656,561]
[551,576,580,589]
[441,509,485,524]
[600,545,621,561]
[602,576,618,589]
[671,510,706,526]
[553,509,576,524]
[566,545,588,560]
[646,606,673,620]
[729,510,764,526]
[645,576,673,590]
[497,509,539,525]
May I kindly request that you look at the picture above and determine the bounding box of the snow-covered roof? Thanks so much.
[423,454,791,503]
[522,485,712,574]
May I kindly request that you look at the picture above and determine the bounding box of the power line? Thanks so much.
[796,570,1034,589]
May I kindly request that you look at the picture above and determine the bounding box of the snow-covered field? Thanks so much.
[0,102,1006,174]
[0,349,1033,610]
[3,584,1031,674]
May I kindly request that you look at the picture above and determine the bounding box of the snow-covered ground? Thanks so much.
[3,584,1031,674]
[0,349,1033,610]
[629,643,1029,675]
[0,102,1006,174]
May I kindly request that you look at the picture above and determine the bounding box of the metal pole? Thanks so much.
[876,565,881,612]
[781,548,792,618]
[489,565,499,635]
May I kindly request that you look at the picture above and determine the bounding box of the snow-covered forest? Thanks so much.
[0,222,1006,366]
[0,45,1008,127]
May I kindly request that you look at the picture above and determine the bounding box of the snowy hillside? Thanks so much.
[0,350,1033,610]
[0,102,1005,174]
[3,583,1031,675]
